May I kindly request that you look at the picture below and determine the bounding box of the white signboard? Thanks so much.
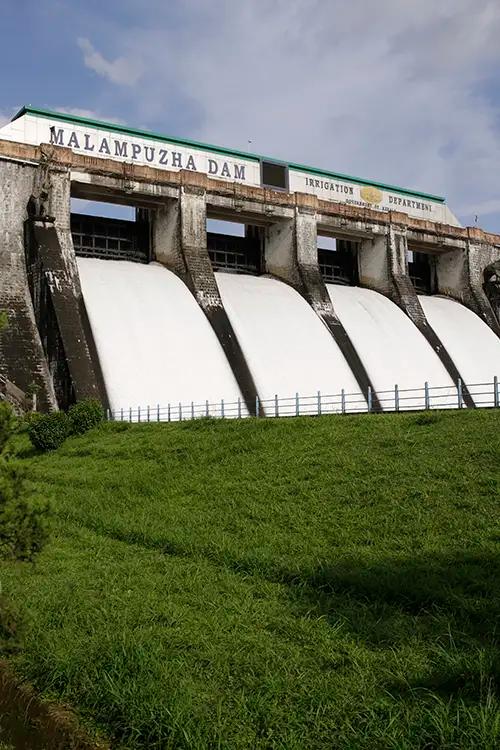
[0,113,261,186]
[288,170,459,226]
[0,111,460,226]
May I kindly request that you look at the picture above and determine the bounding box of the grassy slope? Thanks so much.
[1,410,500,749]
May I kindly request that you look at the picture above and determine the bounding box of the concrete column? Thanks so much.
[153,178,261,414]
[436,240,500,334]
[264,205,380,408]
[180,187,222,309]
[153,199,185,276]
[28,167,108,408]
[48,168,80,285]
[265,218,300,287]
[359,226,426,325]
[0,160,56,411]
[359,225,475,406]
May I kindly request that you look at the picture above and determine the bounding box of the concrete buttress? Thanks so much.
[153,178,262,414]
[359,226,475,407]
[436,238,500,335]
[0,159,56,411]
[265,206,381,410]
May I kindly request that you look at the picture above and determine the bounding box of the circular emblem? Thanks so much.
[360,186,383,204]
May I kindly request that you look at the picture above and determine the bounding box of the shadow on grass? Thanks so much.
[289,552,500,702]
[61,513,500,705]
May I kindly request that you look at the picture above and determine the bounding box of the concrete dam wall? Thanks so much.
[1,109,500,416]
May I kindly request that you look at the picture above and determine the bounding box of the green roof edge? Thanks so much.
[11,106,446,203]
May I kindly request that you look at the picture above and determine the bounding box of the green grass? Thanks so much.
[1,410,500,749]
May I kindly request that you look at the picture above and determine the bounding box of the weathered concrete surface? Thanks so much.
[152,182,262,414]
[1,137,499,252]
[30,220,108,408]
[359,227,475,407]
[47,166,110,406]
[0,374,27,413]
[436,238,500,334]
[265,204,381,410]
[483,258,500,323]
[0,159,56,411]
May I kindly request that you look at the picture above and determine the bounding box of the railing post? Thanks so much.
[275,394,278,418]
[106,408,110,421]
[168,403,171,422]
[179,402,182,421]
[191,401,194,420]
[157,404,160,422]
[395,384,399,412]
[457,378,463,409]
[424,382,430,410]
[129,406,132,423]
[255,395,259,417]
[341,388,346,414]
[120,408,124,422]
[494,376,499,408]
[317,390,321,415]
[295,392,299,417]
[147,405,150,422]
[221,399,225,419]
[238,397,241,419]
[138,406,141,423]
[367,386,372,413]
[206,399,209,417]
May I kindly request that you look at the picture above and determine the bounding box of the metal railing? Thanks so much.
[106,377,500,423]
[71,213,149,263]
[207,233,260,275]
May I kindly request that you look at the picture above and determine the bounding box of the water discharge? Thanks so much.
[215,272,362,413]
[77,259,500,416]
[327,285,455,409]
[78,258,243,415]
[419,295,500,406]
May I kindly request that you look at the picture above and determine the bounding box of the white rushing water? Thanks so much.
[78,258,244,418]
[419,295,500,406]
[215,272,362,414]
[326,285,455,409]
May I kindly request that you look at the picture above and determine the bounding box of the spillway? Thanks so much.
[215,272,362,414]
[326,285,455,410]
[419,295,500,406]
[78,258,244,418]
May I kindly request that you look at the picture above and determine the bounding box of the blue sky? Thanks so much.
[2,0,500,231]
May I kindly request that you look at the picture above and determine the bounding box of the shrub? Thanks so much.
[0,398,50,659]
[21,410,43,429]
[28,411,71,452]
[0,463,49,561]
[68,399,105,435]
[0,403,17,454]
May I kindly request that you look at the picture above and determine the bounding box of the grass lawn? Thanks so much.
[1,409,499,748]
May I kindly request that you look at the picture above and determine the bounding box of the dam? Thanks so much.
[0,106,499,418]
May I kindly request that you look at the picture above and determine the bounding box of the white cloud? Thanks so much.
[77,37,144,86]
[75,1,500,231]
[55,106,125,125]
